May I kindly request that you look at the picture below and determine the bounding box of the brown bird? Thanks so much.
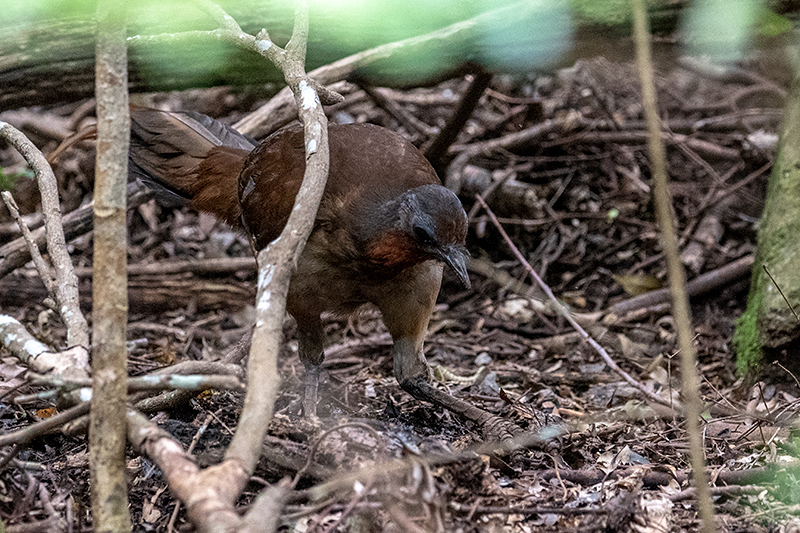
[128,108,514,436]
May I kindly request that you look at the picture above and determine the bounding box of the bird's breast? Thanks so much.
[364,230,427,273]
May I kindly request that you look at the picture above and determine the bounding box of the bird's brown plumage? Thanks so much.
[128,108,470,416]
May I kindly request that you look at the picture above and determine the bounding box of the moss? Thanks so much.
[733,303,762,376]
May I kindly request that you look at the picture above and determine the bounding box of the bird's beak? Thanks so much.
[440,247,471,289]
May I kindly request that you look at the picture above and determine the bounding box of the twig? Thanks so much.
[358,84,437,137]
[444,115,589,193]
[474,195,673,410]
[167,412,216,532]
[449,501,608,516]
[668,484,765,503]
[301,429,556,504]
[545,129,740,161]
[0,402,91,448]
[0,445,22,470]
[772,361,800,389]
[317,482,372,533]
[0,192,57,299]
[0,213,42,239]
[231,4,524,139]
[630,0,715,530]
[293,422,383,485]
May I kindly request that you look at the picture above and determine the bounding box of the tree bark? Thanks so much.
[734,72,800,375]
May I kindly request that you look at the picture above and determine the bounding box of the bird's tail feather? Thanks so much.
[128,107,253,227]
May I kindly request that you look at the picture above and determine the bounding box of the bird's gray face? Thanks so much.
[404,185,470,289]
[411,222,470,289]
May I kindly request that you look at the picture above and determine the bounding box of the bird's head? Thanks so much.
[399,184,470,289]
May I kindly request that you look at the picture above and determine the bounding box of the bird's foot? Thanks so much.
[303,363,320,418]
[399,376,562,453]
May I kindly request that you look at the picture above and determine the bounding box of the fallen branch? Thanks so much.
[0,181,153,280]
[606,254,754,320]
[0,316,87,380]
[24,372,245,397]
[0,402,91,448]
[0,273,254,314]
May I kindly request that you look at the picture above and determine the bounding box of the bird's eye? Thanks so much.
[413,225,436,246]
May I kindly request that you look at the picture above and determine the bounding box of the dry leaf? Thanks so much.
[612,273,662,296]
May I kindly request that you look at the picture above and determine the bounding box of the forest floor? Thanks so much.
[0,54,797,532]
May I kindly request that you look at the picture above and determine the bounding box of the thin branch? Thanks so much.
[22,373,245,398]
[630,0,715,530]
[0,402,91,448]
[445,116,589,193]
[116,3,331,531]
[762,264,800,321]
[224,0,329,483]
[232,8,500,138]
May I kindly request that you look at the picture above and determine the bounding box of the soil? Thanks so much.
[0,56,797,532]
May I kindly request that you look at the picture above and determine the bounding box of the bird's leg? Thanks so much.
[295,314,325,417]
[374,265,556,449]
[303,362,320,418]
[392,335,525,444]
[375,265,522,443]
[398,374,522,443]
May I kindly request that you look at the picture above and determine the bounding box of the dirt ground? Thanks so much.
[0,55,797,532]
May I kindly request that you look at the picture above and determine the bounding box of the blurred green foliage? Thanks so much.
[0,0,783,87]
[757,7,792,37]
[4,0,92,25]
[682,0,763,61]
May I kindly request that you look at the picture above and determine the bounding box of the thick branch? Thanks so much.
[223,0,330,483]
[89,2,132,531]
[0,122,89,350]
